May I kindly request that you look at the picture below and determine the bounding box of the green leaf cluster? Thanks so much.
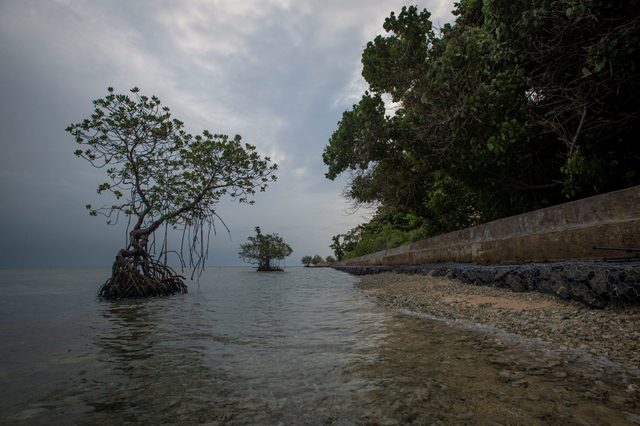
[300,255,331,266]
[239,227,293,271]
[67,88,278,270]
[332,210,430,260]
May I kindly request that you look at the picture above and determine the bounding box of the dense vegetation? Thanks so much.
[325,0,640,260]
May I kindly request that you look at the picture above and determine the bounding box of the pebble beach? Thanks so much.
[355,271,640,371]
[347,271,640,425]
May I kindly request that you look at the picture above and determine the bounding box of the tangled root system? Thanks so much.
[98,254,188,300]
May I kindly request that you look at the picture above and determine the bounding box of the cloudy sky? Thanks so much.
[0,0,455,268]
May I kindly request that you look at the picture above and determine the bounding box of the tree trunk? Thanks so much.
[256,258,283,272]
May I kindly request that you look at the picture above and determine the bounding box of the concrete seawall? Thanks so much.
[333,185,640,267]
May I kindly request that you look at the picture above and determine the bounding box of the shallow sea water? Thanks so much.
[1,267,639,425]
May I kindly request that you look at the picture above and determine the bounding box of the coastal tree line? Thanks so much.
[325,0,640,260]
[301,255,336,266]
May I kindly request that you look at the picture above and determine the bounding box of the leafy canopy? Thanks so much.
[66,87,278,270]
[239,227,293,270]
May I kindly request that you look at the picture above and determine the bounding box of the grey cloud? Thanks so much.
[0,0,455,267]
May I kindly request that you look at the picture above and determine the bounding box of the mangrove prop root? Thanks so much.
[98,254,187,300]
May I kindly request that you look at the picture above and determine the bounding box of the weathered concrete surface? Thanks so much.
[334,185,640,266]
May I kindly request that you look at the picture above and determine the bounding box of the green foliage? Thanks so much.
[333,210,431,260]
[325,255,336,263]
[239,227,293,271]
[482,0,640,196]
[330,230,363,261]
[329,235,345,261]
[67,87,278,271]
[324,1,640,257]
[301,254,334,265]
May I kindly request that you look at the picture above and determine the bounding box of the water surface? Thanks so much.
[0,267,392,425]
[1,267,638,425]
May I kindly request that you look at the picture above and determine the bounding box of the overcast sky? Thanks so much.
[0,0,455,268]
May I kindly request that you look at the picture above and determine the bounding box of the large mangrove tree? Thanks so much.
[67,87,278,299]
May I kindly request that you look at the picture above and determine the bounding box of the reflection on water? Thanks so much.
[1,268,638,425]
[86,300,220,424]
[0,267,389,425]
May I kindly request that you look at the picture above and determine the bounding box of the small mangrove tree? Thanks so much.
[239,227,292,271]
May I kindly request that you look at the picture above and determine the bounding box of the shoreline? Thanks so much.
[354,271,640,371]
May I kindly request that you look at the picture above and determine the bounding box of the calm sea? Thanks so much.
[0,267,393,425]
[2,267,637,425]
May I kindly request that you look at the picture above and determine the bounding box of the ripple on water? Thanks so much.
[349,309,640,426]
[0,268,387,425]
[1,267,639,425]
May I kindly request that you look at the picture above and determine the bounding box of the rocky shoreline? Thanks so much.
[353,271,640,371]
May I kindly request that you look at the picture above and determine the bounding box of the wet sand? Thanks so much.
[350,272,640,425]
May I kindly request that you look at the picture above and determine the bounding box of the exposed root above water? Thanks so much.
[98,251,187,300]
[256,265,284,272]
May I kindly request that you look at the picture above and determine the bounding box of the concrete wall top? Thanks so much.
[334,185,640,266]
